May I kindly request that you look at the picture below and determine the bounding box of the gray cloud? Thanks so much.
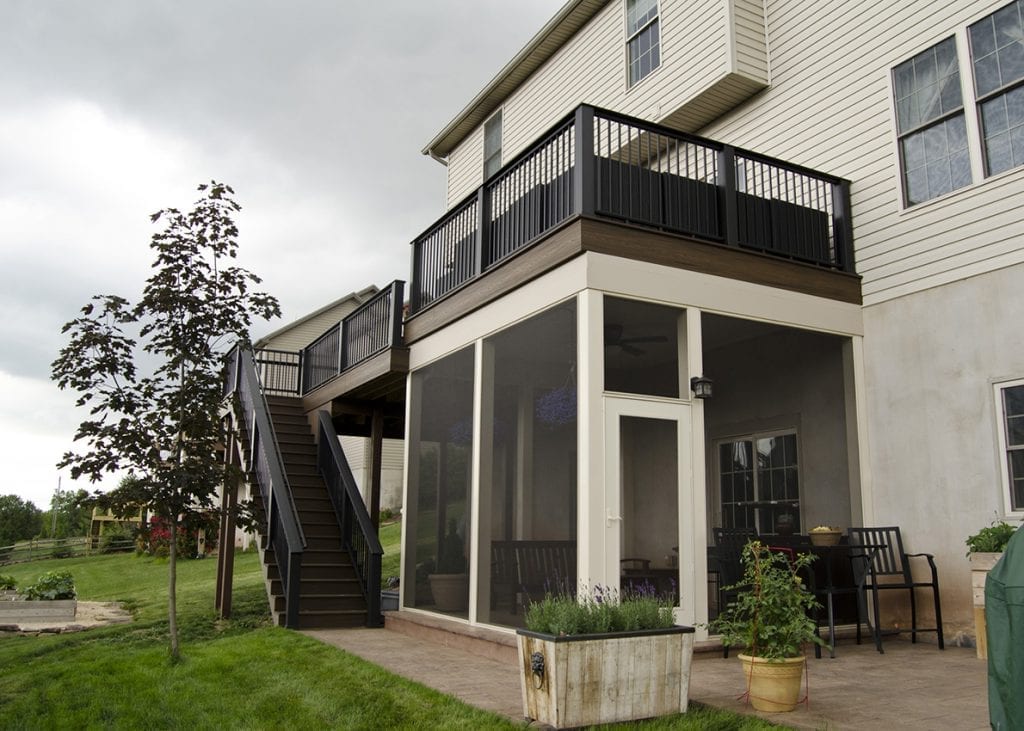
[0,0,562,506]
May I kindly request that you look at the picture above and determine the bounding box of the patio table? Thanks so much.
[802,541,885,658]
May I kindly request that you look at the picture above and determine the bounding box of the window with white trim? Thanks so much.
[483,110,502,179]
[626,0,660,87]
[996,379,1024,513]
[717,431,801,536]
[969,1,1024,175]
[893,1,1024,206]
[893,37,971,205]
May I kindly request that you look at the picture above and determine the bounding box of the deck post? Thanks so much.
[216,422,238,619]
[719,145,739,248]
[574,105,596,217]
[369,404,384,530]
[833,179,856,272]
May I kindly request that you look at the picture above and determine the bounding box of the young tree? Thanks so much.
[51,182,279,660]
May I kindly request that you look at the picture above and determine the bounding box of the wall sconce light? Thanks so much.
[690,376,713,399]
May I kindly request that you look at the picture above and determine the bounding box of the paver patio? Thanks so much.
[307,618,989,729]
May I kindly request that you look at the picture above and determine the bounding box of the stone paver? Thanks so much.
[305,627,991,729]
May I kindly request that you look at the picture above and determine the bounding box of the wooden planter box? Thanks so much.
[0,599,77,623]
[516,625,695,728]
[971,552,1001,660]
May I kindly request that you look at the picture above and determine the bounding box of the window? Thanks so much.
[483,110,502,179]
[626,0,660,87]
[970,1,1024,175]
[718,432,800,535]
[996,380,1024,513]
[893,38,971,205]
[892,1,1024,206]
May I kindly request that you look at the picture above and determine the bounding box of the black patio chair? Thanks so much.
[712,527,758,658]
[847,526,944,651]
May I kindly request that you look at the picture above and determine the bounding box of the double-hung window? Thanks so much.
[969,1,1024,176]
[893,38,971,205]
[996,380,1024,514]
[893,1,1024,206]
[717,431,800,536]
[626,0,660,87]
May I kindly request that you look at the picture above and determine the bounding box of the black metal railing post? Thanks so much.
[389,280,405,347]
[574,105,595,217]
[475,186,490,276]
[719,145,739,249]
[833,179,856,273]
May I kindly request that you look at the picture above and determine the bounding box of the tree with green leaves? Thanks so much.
[0,495,42,547]
[51,182,279,660]
[42,488,92,539]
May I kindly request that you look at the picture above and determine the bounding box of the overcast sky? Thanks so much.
[0,0,562,510]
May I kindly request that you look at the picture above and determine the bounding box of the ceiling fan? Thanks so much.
[603,323,668,357]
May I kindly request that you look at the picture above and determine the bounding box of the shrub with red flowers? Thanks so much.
[137,513,219,559]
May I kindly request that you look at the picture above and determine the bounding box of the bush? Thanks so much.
[99,524,136,554]
[966,520,1018,556]
[50,538,73,559]
[524,584,676,636]
[24,571,76,600]
[0,574,16,590]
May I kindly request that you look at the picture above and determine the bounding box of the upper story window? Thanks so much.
[893,1,1024,206]
[484,110,502,179]
[970,1,1024,175]
[996,379,1024,514]
[893,38,970,205]
[626,0,660,87]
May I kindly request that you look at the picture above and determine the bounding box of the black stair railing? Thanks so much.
[224,346,306,628]
[316,410,384,627]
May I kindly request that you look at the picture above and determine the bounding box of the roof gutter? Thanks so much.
[421,0,604,160]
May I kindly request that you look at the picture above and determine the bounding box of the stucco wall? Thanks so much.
[862,262,1024,634]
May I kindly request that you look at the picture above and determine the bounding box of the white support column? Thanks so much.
[577,289,608,591]
[515,385,534,539]
[684,307,709,637]
[470,339,494,624]
[845,335,875,526]
[400,374,420,609]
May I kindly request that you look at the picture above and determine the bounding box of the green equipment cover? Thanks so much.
[987,525,1024,730]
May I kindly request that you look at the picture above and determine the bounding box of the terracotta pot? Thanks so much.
[738,654,805,712]
[427,573,468,612]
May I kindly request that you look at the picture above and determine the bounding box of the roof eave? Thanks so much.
[422,0,610,160]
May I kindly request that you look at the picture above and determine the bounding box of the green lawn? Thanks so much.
[379,518,401,587]
[0,550,783,730]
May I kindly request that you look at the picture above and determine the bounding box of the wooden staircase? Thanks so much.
[259,395,369,628]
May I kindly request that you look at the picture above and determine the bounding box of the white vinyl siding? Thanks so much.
[695,0,1024,307]
[731,0,769,80]
[444,0,768,207]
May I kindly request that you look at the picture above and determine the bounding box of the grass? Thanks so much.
[379,518,401,587]
[0,550,785,730]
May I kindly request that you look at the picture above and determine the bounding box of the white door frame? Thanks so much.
[603,395,695,625]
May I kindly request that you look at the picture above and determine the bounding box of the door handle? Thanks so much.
[606,510,622,526]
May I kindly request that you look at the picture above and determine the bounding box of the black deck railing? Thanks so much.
[316,411,383,627]
[255,349,302,396]
[301,281,405,394]
[224,346,305,629]
[409,104,855,314]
